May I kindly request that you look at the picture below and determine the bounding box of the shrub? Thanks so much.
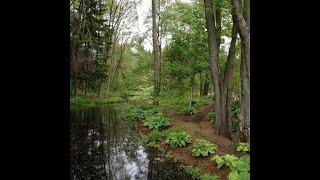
[143,115,171,130]
[236,142,250,153]
[191,139,217,157]
[165,131,191,148]
[208,112,216,124]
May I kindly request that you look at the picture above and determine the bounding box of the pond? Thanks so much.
[70,105,191,180]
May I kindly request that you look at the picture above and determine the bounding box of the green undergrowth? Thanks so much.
[184,165,220,180]
[70,95,109,108]
[152,94,213,115]
[211,154,250,180]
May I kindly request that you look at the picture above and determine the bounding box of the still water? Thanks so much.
[70,105,191,180]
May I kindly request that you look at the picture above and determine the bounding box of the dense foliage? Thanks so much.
[143,115,171,130]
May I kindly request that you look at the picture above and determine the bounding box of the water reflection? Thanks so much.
[70,105,191,180]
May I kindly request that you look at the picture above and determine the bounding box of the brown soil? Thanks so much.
[137,100,240,179]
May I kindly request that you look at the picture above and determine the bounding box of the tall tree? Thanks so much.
[204,0,229,138]
[152,0,160,101]
[231,0,250,141]
[203,0,238,138]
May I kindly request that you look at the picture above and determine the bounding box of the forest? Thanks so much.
[70,0,250,179]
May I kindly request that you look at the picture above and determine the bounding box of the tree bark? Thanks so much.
[152,0,160,98]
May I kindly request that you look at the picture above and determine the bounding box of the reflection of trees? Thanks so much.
[71,105,149,180]
[101,106,148,179]
[146,148,192,180]
[70,107,107,180]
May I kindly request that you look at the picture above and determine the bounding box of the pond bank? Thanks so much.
[135,100,249,179]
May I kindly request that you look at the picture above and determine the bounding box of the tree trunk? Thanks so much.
[152,0,160,98]
[223,22,237,135]
[232,0,250,142]
[204,0,230,138]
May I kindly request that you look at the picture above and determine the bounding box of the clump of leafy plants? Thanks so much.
[143,114,171,130]
[191,139,217,157]
[165,131,192,148]
[183,106,197,115]
[211,154,250,180]
[208,112,216,124]
[236,142,250,153]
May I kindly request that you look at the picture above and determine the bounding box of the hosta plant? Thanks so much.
[236,142,250,153]
[211,154,250,180]
[165,131,191,148]
[143,115,171,130]
[191,139,217,157]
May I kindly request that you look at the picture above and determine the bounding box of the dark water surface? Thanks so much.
[70,105,191,180]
